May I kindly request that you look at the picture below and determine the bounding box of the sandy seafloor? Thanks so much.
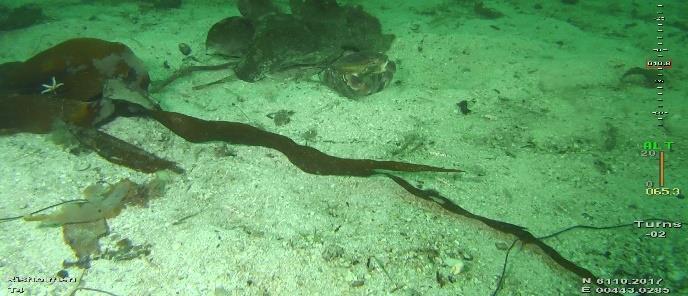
[1,0,687,295]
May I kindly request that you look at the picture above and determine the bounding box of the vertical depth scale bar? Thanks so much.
[659,151,665,187]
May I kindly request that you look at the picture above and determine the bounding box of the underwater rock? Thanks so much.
[456,100,471,115]
[0,4,46,31]
[234,13,333,82]
[291,0,394,53]
[229,0,394,85]
[238,0,280,20]
[151,0,182,9]
[205,16,255,58]
[203,0,395,97]
[289,0,340,18]
[322,52,396,98]
[178,43,192,56]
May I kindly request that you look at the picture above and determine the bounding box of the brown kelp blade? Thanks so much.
[0,38,149,101]
[2,95,456,176]
[0,95,99,133]
[0,95,182,173]
[384,174,603,285]
[66,124,184,174]
[143,108,460,176]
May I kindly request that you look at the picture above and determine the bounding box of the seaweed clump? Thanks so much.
[21,177,163,265]
[24,179,134,227]
[0,38,150,102]
[1,37,458,176]
[0,38,181,173]
[23,180,134,264]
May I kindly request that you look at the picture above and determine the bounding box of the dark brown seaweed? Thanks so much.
[67,124,184,174]
[384,174,603,287]
[144,107,460,176]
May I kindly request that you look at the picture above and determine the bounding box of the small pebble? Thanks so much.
[436,270,448,287]
[495,241,509,250]
[214,286,230,296]
[449,259,465,275]
[178,43,192,56]
[56,269,69,278]
[410,23,420,32]
[457,100,471,115]
[322,244,345,261]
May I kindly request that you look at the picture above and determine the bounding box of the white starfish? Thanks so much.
[41,76,64,94]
